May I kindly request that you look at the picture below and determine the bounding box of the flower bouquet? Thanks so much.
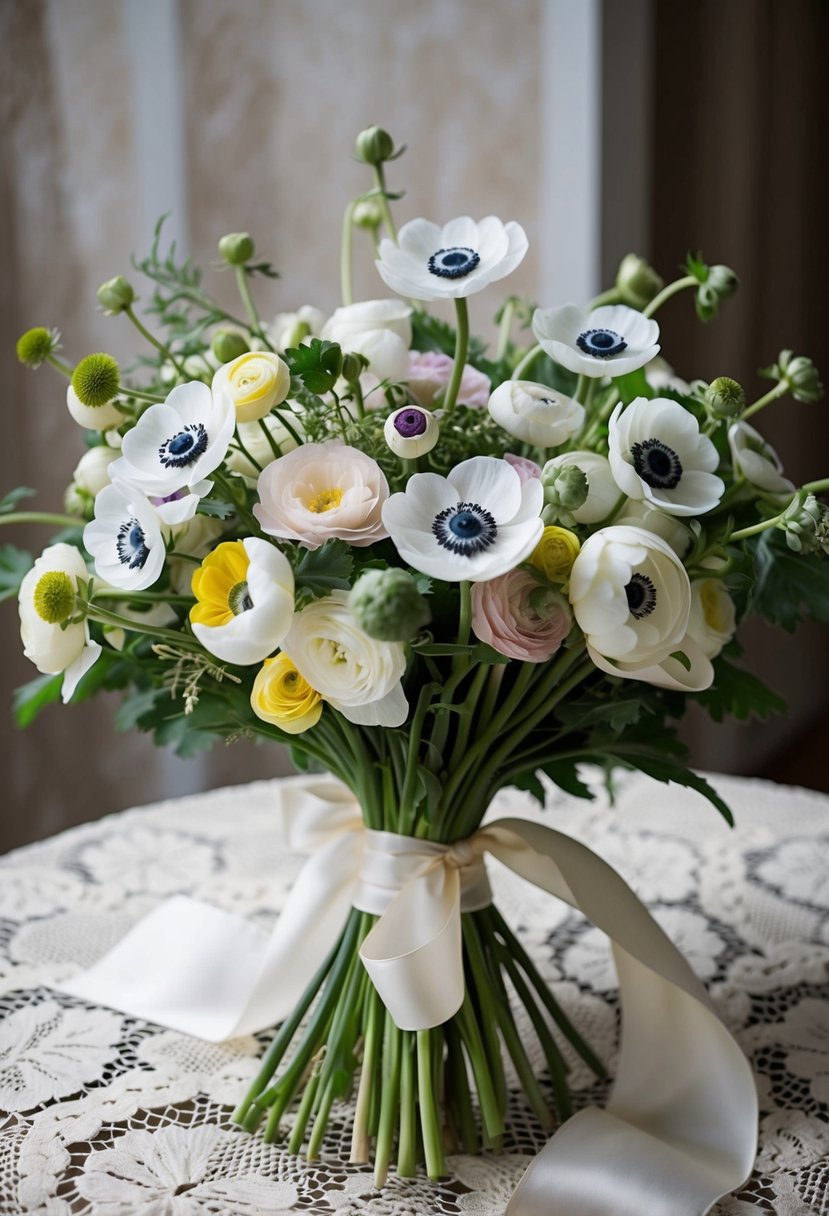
[6,125,829,1195]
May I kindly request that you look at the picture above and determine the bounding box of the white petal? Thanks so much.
[448,456,522,522]
[397,219,444,258]
[62,639,102,702]
[335,681,408,727]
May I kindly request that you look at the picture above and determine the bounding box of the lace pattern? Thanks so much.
[0,772,827,1214]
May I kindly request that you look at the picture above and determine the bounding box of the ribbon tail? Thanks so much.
[482,818,757,1216]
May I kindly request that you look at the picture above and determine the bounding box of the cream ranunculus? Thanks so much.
[569,525,694,685]
[487,380,584,447]
[212,351,291,423]
[687,577,736,660]
[18,544,102,703]
[282,591,408,727]
[321,299,412,383]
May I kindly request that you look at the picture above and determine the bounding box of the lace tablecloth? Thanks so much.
[1,771,827,1215]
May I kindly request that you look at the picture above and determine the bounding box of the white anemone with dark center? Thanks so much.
[381,455,544,582]
[110,381,235,499]
[375,216,528,302]
[608,397,724,516]
[532,303,660,379]
[83,481,166,590]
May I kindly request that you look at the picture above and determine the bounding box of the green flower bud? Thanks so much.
[63,483,92,518]
[708,265,738,298]
[341,351,369,383]
[349,568,431,642]
[773,350,824,404]
[705,376,745,420]
[97,275,136,315]
[782,493,829,555]
[211,328,250,363]
[33,570,76,624]
[218,232,255,266]
[352,198,384,231]
[689,259,738,322]
[72,353,121,407]
[16,326,60,369]
[355,126,395,166]
[541,463,589,510]
[615,253,663,311]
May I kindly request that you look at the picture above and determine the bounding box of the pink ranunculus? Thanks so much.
[407,351,491,409]
[471,568,572,663]
[254,441,389,550]
[503,453,542,484]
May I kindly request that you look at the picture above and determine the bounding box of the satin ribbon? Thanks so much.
[60,774,757,1214]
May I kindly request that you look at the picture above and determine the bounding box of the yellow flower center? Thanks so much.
[33,571,75,624]
[250,653,322,734]
[190,541,252,628]
[700,580,728,632]
[306,487,344,514]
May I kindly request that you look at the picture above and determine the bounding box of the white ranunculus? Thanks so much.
[382,456,544,583]
[283,591,408,727]
[73,446,115,498]
[268,305,325,352]
[612,499,693,558]
[487,380,584,447]
[569,525,692,683]
[211,351,291,424]
[532,303,660,379]
[83,482,167,591]
[728,421,794,494]
[322,299,413,383]
[110,381,235,499]
[608,397,724,516]
[225,407,306,484]
[376,216,528,302]
[66,385,124,431]
[190,538,295,666]
[18,544,101,702]
[542,450,620,525]
[687,577,736,660]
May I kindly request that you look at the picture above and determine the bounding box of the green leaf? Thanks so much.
[0,487,36,515]
[539,760,595,801]
[196,498,236,520]
[751,530,829,631]
[286,339,343,393]
[244,261,280,279]
[295,539,354,603]
[13,673,62,727]
[410,640,508,664]
[670,650,692,672]
[693,657,786,723]
[115,687,168,732]
[0,545,33,602]
[606,751,734,826]
[614,367,652,405]
[509,768,547,806]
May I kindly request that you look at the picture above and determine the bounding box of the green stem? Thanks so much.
[374,1014,402,1188]
[232,428,264,473]
[120,385,166,404]
[740,381,788,422]
[588,287,621,309]
[456,995,504,1145]
[46,353,74,379]
[495,299,516,362]
[448,663,490,772]
[445,1023,478,1154]
[442,298,469,417]
[92,589,193,605]
[341,199,356,306]
[804,477,829,496]
[270,408,304,451]
[234,266,269,344]
[462,918,508,1118]
[574,373,589,405]
[417,1029,445,1179]
[125,305,186,377]
[287,1061,322,1154]
[83,604,204,651]
[211,469,262,534]
[730,508,789,541]
[372,165,398,241]
[351,985,382,1163]
[0,512,83,529]
[397,1032,417,1177]
[642,274,697,318]
[511,342,543,381]
[400,682,439,833]
[349,375,366,421]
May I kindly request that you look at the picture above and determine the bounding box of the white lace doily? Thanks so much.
[1,771,827,1215]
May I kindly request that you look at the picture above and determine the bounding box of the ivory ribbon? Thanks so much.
[60,774,757,1214]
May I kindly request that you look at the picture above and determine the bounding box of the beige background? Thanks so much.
[1,0,827,852]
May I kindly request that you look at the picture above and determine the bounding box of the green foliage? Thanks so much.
[0,545,33,602]
[13,673,62,727]
[286,339,343,394]
[693,657,786,722]
[0,488,36,515]
[603,751,735,826]
[294,539,354,605]
[614,367,652,405]
[751,530,829,631]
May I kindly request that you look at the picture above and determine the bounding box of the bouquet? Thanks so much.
[6,125,828,1192]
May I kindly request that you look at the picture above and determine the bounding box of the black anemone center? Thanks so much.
[576,328,627,358]
[625,573,657,619]
[116,518,149,570]
[428,247,481,280]
[630,438,684,490]
[228,580,254,615]
[158,422,209,469]
[432,501,498,556]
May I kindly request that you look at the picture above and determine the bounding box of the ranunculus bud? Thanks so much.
[97,275,136,315]
[355,126,395,166]
[71,353,121,407]
[542,464,589,512]
[383,405,439,458]
[341,351,370,383]
[211,328,250,363]
[218,232,255,266]
[705,376,745,420]
[615,253,664,310]
[348,568,431,641]
[352,198,384,230]
[782,493,829,555]
[16,326,60,369]
[691,260,738,322]
[775,350,824,404]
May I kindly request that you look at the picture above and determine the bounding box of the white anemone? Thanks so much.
[569,525,692,682]
[608,397,724,516]
[382,455,543,583]
[322,300,413,383]
[532,303,660,379]
[83,482,167,591]
[190,538,294,666]
[110,381,235,499]
[487,380,584,447]
[283,591,408,727]
[18,544,102,702]
[376,216,528,302]
[542,450,619,524]
[728,421,794,494]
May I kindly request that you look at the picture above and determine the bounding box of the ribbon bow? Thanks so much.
[62,774,757,1215]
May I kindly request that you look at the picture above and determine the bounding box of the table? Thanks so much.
[0,771,827,1215]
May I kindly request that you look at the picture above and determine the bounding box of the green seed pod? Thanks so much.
[97,275,136,315]
[705,376,745,420]
[33,571,76,624]
[72,353,121,407]
[355,126,395,166]
[16,326,59,369]
[218,232,255,266]
[615,253,664,311]
[349,568,431,642]
[211,329,250,363]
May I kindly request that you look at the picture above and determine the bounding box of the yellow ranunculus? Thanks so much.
[251,653,322,734]
[530,526,581,582]
[213,351,290,423]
